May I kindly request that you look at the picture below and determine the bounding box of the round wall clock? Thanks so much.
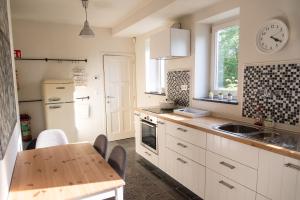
[256,19,289,54]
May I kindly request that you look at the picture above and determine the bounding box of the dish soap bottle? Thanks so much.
[254,106,264,126]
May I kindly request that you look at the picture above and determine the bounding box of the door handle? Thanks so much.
[106,96,115,99]
[219,180,234,189]
[220,161,236,170]
[285,163,300,171]
[157,121,165,125]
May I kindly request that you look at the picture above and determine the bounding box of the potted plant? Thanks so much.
[218,92,223,100]
[209,91,214,99]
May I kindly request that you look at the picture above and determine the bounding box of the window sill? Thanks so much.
[144,92,166,96]
[194,97,238,105]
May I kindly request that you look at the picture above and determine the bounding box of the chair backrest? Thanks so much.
[36,129,68,148]
[108,145,127,179]
[93,134,108,159]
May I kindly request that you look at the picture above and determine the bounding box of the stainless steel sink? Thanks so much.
[214,124,261,137]
[214,123,300,152]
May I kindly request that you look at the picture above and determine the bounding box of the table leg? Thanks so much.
[115,186,123,200]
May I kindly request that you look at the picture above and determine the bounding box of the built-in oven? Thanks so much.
[140,113,158,154]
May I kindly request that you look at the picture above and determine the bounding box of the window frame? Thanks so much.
[145,39,165,94]
[211,19,240,96]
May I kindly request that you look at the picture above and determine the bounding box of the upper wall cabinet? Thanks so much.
[150,28,190,59]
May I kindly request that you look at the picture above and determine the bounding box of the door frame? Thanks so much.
[101,52,136,140]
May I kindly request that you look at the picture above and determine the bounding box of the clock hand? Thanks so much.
[270,36,282,43]
[271,30,280,37]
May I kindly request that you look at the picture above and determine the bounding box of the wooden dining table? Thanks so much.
[9,143,125,200]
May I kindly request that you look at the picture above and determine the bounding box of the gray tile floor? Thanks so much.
[108,138,203,200]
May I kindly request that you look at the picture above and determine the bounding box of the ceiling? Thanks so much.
[11,0,151,27]
[11,0,225,36]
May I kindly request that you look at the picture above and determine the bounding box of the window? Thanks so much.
[212,21,239,94]
[145,39,165,94]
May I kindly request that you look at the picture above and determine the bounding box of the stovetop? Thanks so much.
[142,107,174,114]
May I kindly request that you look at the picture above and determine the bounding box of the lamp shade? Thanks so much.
[79,20,95,38]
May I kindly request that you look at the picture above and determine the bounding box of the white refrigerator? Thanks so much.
[42,80,77,143]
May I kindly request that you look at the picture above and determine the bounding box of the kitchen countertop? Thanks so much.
[135,108,300,161]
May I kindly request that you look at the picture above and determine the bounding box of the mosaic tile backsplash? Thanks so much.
[242,63,300,125]
[167,70,190,107]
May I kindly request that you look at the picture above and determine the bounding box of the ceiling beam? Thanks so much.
[112,0,176,36]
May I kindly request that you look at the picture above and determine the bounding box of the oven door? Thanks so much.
[141,120,158,154]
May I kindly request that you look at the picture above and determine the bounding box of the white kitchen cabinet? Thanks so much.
[165,148,205,198]
[205,168,256,200]
[166,122,206,148]
[150,28,190,59]
[134,112,142,154]
[166,134,205,165]
[257,150,300,200]
[139,146,159,166]
[207,134,259,169]
[206,150,257,191]
[157,119,167,172]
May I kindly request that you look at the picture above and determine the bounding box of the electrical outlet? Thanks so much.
[181,85,188,91]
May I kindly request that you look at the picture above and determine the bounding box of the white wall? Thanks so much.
[12,20,134,141]
[135,29,167,107]
[135,0,300,132]
[0,0,22,199]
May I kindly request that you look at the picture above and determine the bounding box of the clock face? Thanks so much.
[256,19,289,54]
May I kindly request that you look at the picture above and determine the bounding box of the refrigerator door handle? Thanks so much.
[49,105,62,109]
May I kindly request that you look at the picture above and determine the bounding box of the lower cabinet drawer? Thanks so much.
[206,151,257,191]
[166,134,205,165]
[137,145,159,167]
[207,134,259,169]
[205,168,256,200]
[166,122,206,148]
[165,148,205,198]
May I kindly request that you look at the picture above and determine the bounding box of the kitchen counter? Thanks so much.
[135,108,300,160]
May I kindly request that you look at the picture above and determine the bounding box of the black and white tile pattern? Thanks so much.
[167,71,190,107]
[0,0,17,160]
[242,63,300,125]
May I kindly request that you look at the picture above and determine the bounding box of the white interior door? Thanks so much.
[104,55,135,141]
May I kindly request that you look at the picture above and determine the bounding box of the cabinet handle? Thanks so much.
[158,121,165,125]
[177,158,187,164]
[285,163,300,171]
[177,142,187,148]
[177,127,187,132]
[219,180,234,189]
[49,105,61,109]
[220,161,236,170]
[48,97,61,102]
[145,152,151,156]
[56,87,65,89]
[141,121,155,128]
[134,113,140,117]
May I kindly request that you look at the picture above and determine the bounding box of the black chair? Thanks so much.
[108,145,127,179]
[93,134,108,159]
